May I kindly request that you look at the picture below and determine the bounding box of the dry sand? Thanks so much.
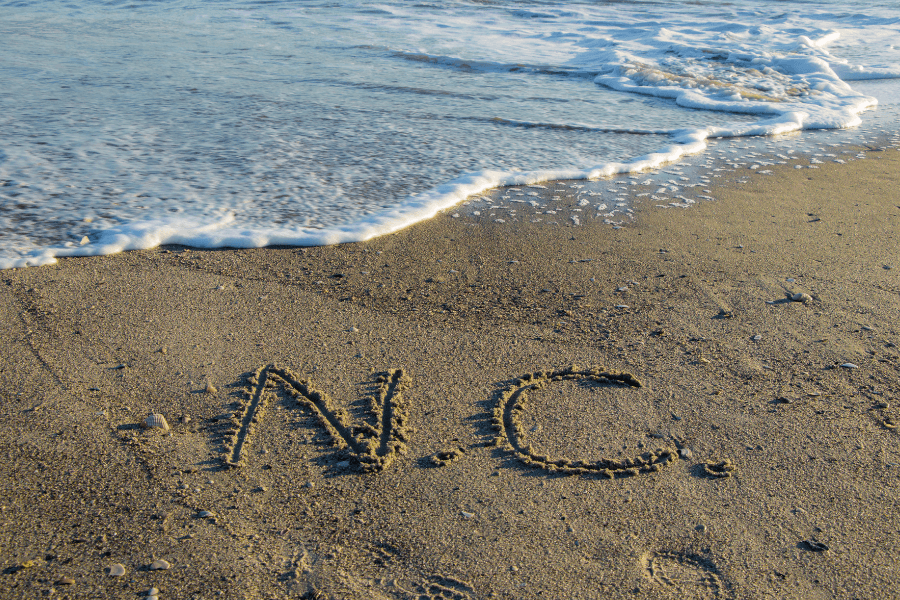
[1,148,899,600]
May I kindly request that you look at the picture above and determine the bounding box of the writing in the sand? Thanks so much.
[221,364,677,479]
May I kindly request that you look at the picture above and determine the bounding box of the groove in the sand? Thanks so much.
[223,365,411,471]
[490,366,675,477]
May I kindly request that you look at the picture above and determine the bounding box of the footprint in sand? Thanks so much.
[642,550,728,599]
[412,575,475,600]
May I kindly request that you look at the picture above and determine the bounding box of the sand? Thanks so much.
[1,148,899,600]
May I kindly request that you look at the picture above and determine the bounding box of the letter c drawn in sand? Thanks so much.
[223,365,412,472]
[488,366,676,478]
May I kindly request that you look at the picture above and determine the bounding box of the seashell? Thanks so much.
[840,363,858,369]
[107,563,126,577]
[142,413,169,432]
[791,292,813,303]
[205,382,218,394]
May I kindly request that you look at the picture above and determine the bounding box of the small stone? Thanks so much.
[198,510,215,518]
[840,363,859,369]
[752,335,762,341]
[57,577,75,585]
[679,448,692,459]
[461,511,475,519]
[696,524,708,533]
[304,481,314,489]
[205,382,218,394]
[149,559,171,570]
[349,327,359,333]
[80,236,90,246]
[108,563,126,577]
[181,415,191,424]
[147,588,160,596]
[791,292,813,303]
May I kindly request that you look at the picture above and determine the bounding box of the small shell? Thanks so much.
[142,413,170,432]
[149,559,171,570]
[791,292,813,303]
[107,563,126,577]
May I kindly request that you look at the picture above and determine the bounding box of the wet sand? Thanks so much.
[1,148,899,599]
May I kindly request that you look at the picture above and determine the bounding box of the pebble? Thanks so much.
[791,292,813,303]
[840,363,859,369]
[349,327,359,333]
[752,335,762,341]
[147,588,160,596]
[205,382,218,394]
[108,563,126,577]
[198,510,215,518]
[57,577,75,585]
[679,448,692,459]
[150,559,172,570]
[461,511,475,519]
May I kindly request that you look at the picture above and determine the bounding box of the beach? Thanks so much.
[0,148,898,599]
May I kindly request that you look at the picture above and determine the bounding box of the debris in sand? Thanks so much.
[703,459,735,478]
[142,413,170,433]
[431,447,466,467]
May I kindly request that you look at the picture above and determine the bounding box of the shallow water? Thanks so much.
[1,0,899,267]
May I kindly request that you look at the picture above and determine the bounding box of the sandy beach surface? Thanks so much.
[1,148,899,600]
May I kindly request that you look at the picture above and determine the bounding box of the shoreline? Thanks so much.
[1,149,899,599]
[3,126,899,271]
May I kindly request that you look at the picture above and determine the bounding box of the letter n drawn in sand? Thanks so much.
[224,365,412,472]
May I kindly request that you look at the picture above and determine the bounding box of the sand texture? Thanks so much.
[1,149,899,599]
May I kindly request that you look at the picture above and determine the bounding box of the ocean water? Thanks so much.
[1,0,899,268]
